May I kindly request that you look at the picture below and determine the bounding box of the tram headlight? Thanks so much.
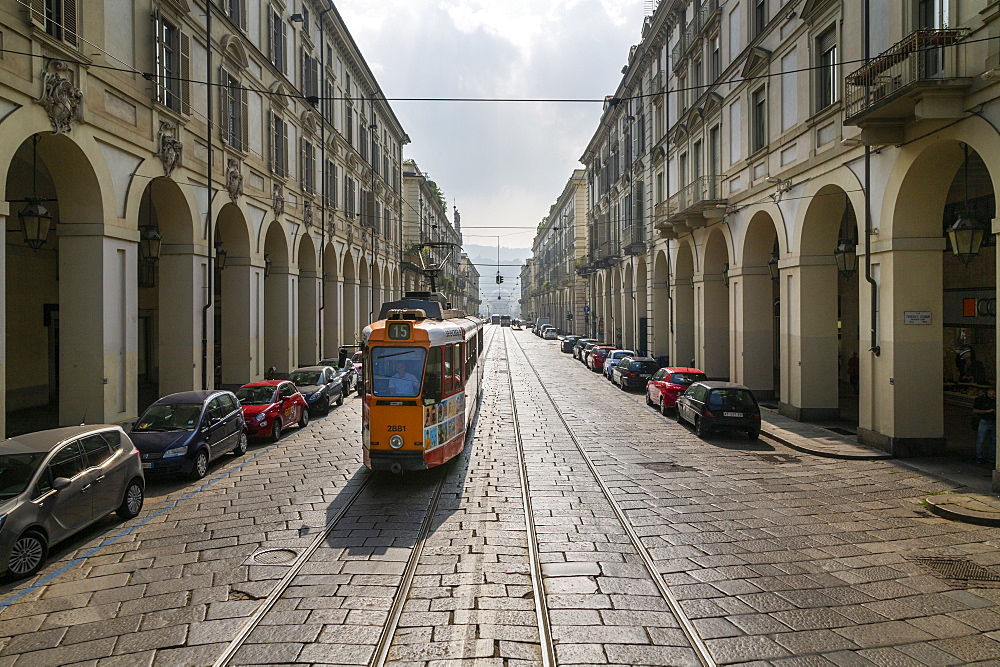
[389,435,404,449]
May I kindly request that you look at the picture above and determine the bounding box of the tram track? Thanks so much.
[505,328,718,667]
[213,324,500,667]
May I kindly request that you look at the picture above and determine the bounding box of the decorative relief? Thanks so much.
[225,158,243,201]
[303,200,314,228]
[346,224,354,247]
[272,183,285,215]
[157,121,183,178]
[37,60,83,134]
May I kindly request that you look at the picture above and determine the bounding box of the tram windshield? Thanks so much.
[369,347,427,397]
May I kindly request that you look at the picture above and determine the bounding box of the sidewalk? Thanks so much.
[759,407,1000,527]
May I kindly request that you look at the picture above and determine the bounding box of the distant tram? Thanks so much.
[361,294,485,473]
[491,314,501,325]
[500,315,511,327]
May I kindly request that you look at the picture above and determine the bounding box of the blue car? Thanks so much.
[128,391,247,480]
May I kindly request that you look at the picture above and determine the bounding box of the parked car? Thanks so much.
[236,381,309,442]
[289,366,344,415]
[612,357,662,390]
[130,390,247,479]
[352,351,364,395]
[580,340,603,365]
[646,367,708,414]
[675,381,761,440]
[561,336,580,353]
[0,425,145,579]
[603,350,636,379]
[574,338,598,360]
[587,345,616,372]
[318,353,357,395]
[543,327,558,340]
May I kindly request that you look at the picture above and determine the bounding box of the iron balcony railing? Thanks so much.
[845,28,967,121]
[623,223,646,255]
[698,0,720,29]
[667,175,724,219]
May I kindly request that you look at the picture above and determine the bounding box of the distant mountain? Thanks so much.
[461,244,531,281]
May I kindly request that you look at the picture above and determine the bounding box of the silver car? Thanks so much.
[0,425,144,579]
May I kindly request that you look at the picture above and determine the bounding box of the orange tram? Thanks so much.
[361,293,485,473]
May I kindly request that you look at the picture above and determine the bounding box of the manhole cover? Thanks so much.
[752,453,800,464]
[912,557,1000,584]
[249,548,300,565]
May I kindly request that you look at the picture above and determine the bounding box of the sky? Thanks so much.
[335,0,649,251]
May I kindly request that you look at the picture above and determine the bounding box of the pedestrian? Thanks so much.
[957,345,976,382]
[847,352,860,395]
[264,366,277,380]
[973,388,996,464]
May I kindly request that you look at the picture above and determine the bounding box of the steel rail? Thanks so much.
[508,332,719,667]
[501,329,557,667]
[212,474,374,667]
[370,323,499,666]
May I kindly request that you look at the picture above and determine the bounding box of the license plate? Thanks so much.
[723,412,743,418]
[142,462,154,469]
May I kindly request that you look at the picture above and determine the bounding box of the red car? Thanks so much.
[646,367,708,414]
[587,346,616,372]
[235,381,309,441]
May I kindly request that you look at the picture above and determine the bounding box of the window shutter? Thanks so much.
[63,0,78,46]
[180,32,191,115]
[239,0,247,30]
[240,86,249,151]
[267,110,274,171]
[300,136,306,190]
[28,0,44,28]
[281,119,288,176]
[219,66,230,142]
[267,9,274,65]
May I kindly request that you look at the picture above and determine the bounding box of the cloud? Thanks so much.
[334,0,646,249]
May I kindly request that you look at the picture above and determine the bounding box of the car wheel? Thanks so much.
[298,407,310,429]
[357,383,363,396]
[646,391,654,406]
[270,419,282,443]
[116,479,145,519]
[336,392,344,407]
[7,530,47,579]
[232,431,248,456]
[695,417,709,439]
[747,427,760,442]
[190,450,210,480]
[673,404,684,422]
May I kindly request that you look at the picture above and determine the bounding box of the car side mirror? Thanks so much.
[52,477,72,491]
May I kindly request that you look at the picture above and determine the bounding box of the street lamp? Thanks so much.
[721,262,730,287]
[947,144,985,265]
[767,247,779,282]
[215,240,228,271]
[833,238,857,279]
[264,253,272,278]
[9,135,56,250]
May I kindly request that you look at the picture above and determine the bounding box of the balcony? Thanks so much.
[663,176,726,228]
[622,224,647,255]
[844,29,970,142]
[698,0,720,30]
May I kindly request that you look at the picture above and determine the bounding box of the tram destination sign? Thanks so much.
[904,311,932,325]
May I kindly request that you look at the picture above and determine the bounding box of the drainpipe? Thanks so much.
[863,0,880,356]
[201,0,214,389]
[317,4,334,361]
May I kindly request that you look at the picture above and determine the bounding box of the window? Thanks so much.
[80,434,113,468]
[225,0,247,30]
[301,49,319,99]
[345,178,356,219]
[29,0,78,46]
[753,0,767,37]
[301,139,315,193]
[710,35,721,80]
[816,27,838,111]
[325,160,338,208]
[270,111,288,177]
[48,442,86,482]
[154,16,188,113]
[692,58,702,100]
[269,7,287,73]
[221,69,248,151]
[656,172,664,203]
[370,346,426,397]
[751,88,767,152]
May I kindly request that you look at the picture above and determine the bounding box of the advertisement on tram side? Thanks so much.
[423,392,466,451]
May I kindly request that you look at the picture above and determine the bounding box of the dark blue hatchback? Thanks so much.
[128,390,247,479]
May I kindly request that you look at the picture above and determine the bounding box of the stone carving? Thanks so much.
[225,158,243,201]
[303,200,314,228]
[346,224,354,247]
[37,60,83,134]
[373,236,379,256]
[362,229,369,255]
[157,122,183,177]
[272,183,285,215]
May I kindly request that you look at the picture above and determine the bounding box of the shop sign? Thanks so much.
[904,311,932,325]
[944,288,997,327]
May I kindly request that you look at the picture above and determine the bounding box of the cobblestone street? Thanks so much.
[3,327,1000,665]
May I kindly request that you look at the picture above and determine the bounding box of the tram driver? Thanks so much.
[388,360,420,397]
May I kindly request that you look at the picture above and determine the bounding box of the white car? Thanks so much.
[603,350,635,379]
[543,328,558,340]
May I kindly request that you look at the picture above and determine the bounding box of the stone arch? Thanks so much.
[735,210,782,398]
[635,255,648,354]
[673,239,696,367]
[298,232,319,366]
[215,202,255,386]
[702,227,730,379]
[610,266,623,348]
[322,241,341,356]
[263,220,292,374]
[652,249,669,359]
[624,262,635,351]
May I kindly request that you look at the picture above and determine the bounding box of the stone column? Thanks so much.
[733,268,775,398]
[783,257,839,420]
[343,277,359,347]
[220,259,257,387]
[323,273,341,357]
[697,272,729,380]
[299,269,320,366]
[158,246,207,396]
[59,228,138,425]
[672,278,695,368]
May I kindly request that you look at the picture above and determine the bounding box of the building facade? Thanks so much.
[1,0,408,435]
[456,253,482,316]
[538,0,1000,476]
[400,159,463,305]
[526,170,590,335]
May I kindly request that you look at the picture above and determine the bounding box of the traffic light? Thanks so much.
[495,274,504,284]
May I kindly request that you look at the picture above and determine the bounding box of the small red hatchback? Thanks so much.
[588,346,616,372]
[645,367,708,414]
[235,381,309,442]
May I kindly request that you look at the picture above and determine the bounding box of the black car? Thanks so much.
[579,340,602,364]
[561,336,580,353]
[611,357,661,390]
[675,381,761,440]
[573,338,597,360]
[290,366,345,415]
[129,391,247,479]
